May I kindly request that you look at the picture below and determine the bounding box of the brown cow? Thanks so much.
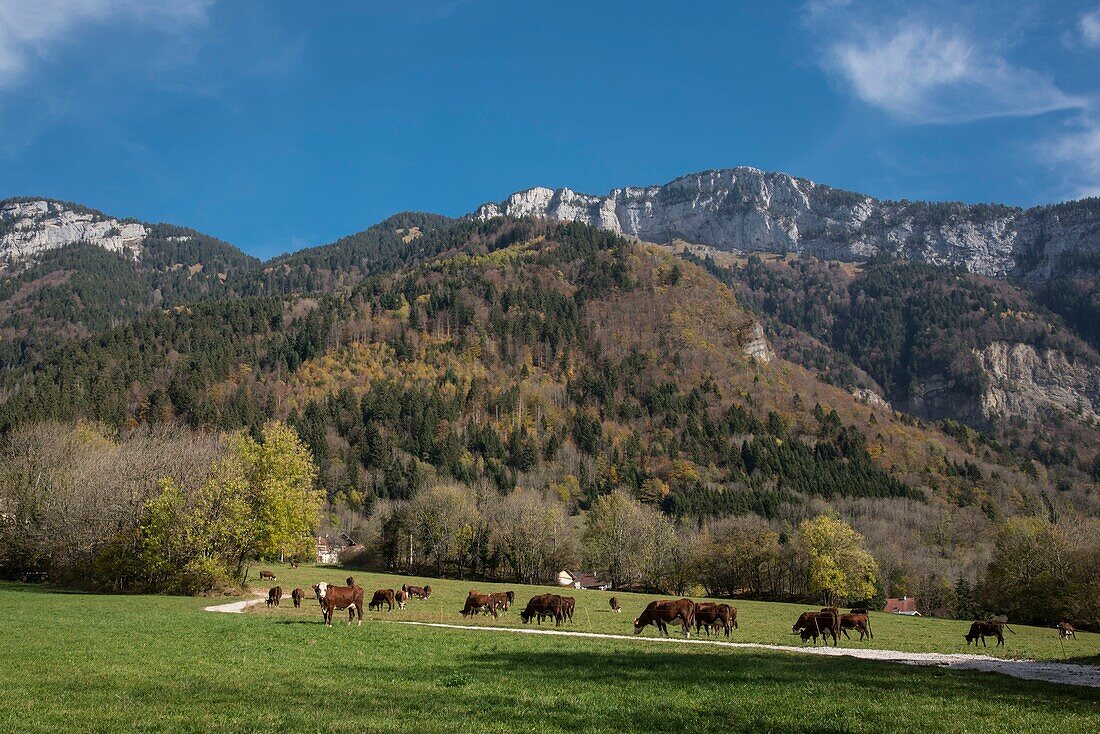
[259,570,277,582]
[520,594,563,626]
[609,597,622,613]
[839,613,873,640]
[695,602,737,637]
[488,592,512,614]
[403,583,430,599]
[394,588,408,610]
[368,588,396,612]
[291,588,305,608]
[266,586,282,607]
[794,611,839,645]
[560,596,575,624]
[461,591,499,619]
[1058,622,1077,640]
[634,599,695,637]
[966,620,1013,647]
[313,581,364,627]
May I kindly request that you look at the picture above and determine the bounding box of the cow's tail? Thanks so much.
[1005,623,1017,635]
[866,616,873,640]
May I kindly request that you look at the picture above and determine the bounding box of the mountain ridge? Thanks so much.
[474,167,1100,282]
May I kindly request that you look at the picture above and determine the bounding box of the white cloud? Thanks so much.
[827,22,1084,123]
[1082,7,1100,49]
[0,0,213,90]
[1043,120,1100,199]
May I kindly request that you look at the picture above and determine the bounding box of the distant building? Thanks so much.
[316,533,357,564]
[885,596,921,615]
[557,570,609,590]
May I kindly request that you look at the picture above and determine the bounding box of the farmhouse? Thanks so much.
[885,596,921,615]
[557,569,609,590]
[316,533,357,564]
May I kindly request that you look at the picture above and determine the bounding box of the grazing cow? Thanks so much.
[609,597,622,613]
[634,599,695,638]
[695,602,737,637]
[313,581,364,627]
[394,588,408,610]
[259,570,277,582]
[488,592,512,613]
[966,620,1013,647]
[266,586,283,607]
[520,594,563,626]
[291,588,305,608]
[794,611,839,645]
[461,591,499,619]
[839,613,873,640]
[1058,622,1077,640]
[368,588,396,612]
[403,584,430,599]
[290,562,300,569]
[559,596,575,624]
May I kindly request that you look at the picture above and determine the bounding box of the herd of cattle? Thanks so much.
[256,570,1080,645]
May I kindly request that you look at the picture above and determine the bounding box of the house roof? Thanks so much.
[563,570,605,588]
[885,597,918,613]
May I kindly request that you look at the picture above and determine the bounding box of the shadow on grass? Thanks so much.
[467,648,1100,716]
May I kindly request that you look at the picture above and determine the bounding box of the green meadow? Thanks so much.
[254,564,1099,664]
[2,567,1098,734]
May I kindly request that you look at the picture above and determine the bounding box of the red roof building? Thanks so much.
[884,596,920,615]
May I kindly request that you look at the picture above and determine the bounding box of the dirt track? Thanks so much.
[203,601,1099,688]
[389,621,1100,689]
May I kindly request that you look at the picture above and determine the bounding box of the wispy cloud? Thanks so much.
[1043,119,1100,199]
[805,1,1099,201]
[0,0,213,90]
[1082,7,1100,49]
[823,20,1084,124]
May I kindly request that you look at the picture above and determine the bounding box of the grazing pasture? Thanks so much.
[251,565,1100,664]
[0,581,1098,733]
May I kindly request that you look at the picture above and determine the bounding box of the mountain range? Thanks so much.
[2,168,1099,584]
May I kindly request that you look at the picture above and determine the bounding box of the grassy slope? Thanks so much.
[251,565,1100,664]
[2,582,1098,734]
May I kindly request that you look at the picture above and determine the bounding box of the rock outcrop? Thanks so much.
[475,168,1100,280]
[0,199,147,267]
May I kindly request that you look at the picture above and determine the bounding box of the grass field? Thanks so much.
[248,564,1100,665]
[2,569,1098,733]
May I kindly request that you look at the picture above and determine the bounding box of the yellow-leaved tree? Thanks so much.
[142,421,323,592]
[237,421,324,567]
[797,513,878,606]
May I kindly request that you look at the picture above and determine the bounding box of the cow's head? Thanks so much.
[633,618,643,634]
[314,582,329,600]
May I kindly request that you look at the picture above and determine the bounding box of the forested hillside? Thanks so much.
[0,198,259,366]
[2,214,1095,605]
[692,252,1100,489]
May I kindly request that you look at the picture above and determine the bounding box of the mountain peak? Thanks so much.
[0,198,147,267]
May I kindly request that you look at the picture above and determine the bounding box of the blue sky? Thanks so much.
[0,0,1097,258]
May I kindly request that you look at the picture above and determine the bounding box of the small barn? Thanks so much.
[557,570,609,590]
[885,596,921,615]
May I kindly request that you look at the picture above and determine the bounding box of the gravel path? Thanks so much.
[387,620,1100,689]
[203,594,266,614]
[203,600,1098,688]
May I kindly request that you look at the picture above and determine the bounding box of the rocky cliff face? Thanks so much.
[903,341,1100,429]
[976,341,1100,424]
[0,199,150,268]
[475,168,1100,280]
